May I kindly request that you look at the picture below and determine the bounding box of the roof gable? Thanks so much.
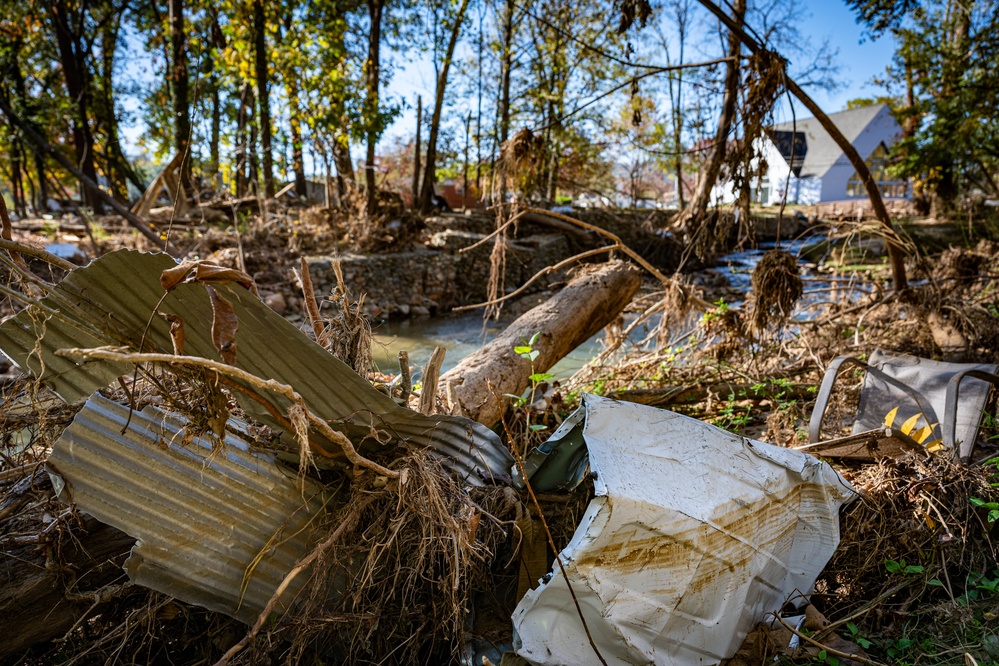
[767,104,894,179]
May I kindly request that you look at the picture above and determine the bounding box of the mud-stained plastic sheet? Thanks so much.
[512,395,856,666]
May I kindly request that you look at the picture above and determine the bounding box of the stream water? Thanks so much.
[371,235,870,380]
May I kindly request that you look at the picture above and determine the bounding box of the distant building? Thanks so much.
[713,104,908,206]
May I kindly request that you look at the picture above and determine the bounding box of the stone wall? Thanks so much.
[306,230,573,318]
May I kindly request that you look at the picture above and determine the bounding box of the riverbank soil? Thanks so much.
[2,204,999,665]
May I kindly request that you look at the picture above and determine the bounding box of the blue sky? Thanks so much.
[795,1,896,111]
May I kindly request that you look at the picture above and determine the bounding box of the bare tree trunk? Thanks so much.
[364,0,385,216]
[10,139,26,216]
[333,133,355,196]
[209,73,220,184]
[475,5,484,193]
[9,51,49,212]
[49,0,103,212]
[412,95,422,208]
[678,0,743,227]
[666,0,689,209]
[462,111,471,209]
[235,83,249,197]
[419,0,471,213]
[696,0,908,290]
[169,0,191,190]
[286,80,308,196]
[253,0,275,198]
[497,0,515,193]
[249,116,259,193]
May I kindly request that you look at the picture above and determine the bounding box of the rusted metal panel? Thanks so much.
[0,249,512,485]
[512,395,856,665]
[48,394,328,624]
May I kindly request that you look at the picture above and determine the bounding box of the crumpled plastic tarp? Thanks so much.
[512,395,856,666]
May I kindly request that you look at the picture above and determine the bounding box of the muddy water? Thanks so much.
[371,236,863,380]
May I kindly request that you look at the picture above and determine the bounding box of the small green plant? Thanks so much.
[970,496,999,523]
[957,569,999,605]
[815,649,839,666]
[506,332,553,432]
[700,298,730,326]
[715,392,751,433]
[885,558,925,575]
[88,222,110,242]
[41,220,59,238]
[844,622,873,650]
[885,636,915,660]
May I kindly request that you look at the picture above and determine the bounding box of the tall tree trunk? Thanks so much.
[412,95,422,208]
[169,0,191,190]
[286,80,308,196]
[49,0,103,212]
[10,139,26,216]
[235,83,250,197]
[475,5,483,192]
[333,133,355,196]
[98,18,142,201]
[419,0,471,213]
[209,71,221,184]
[495,0,515,204]
[253,0,275,198]
[8,47,49,212]
[497,0,515,149]
[678,0,743,228]
[667,0,689,209]
[462,111,471,209]
[364,0,385,216]
[249,110,259,193]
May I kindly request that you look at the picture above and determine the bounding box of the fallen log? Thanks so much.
[439,260,642,426]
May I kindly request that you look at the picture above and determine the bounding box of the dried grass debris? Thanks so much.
[816,453,999,623]
[284,451,520,665]
[749,248,803,334]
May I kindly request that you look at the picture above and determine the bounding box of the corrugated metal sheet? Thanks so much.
[512,395,856,665]
[0,249,512,485]
[48,394,329,624]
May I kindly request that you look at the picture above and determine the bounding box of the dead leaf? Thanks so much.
[804,604,830,630]
[161,313,186,355]
[161,261,256,294]
[207,287,238,365]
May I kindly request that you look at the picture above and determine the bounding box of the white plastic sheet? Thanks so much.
[512,395,856,665]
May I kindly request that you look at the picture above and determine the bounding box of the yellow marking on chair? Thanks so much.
[883,406,899,428]
[925,439,944,452]
[900,413,922,435]
[912,424,938,444]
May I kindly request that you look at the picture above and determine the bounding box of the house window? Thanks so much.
[846,143,907,197]
[751,178,770,204]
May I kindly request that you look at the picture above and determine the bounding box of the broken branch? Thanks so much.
[772,613,886,666]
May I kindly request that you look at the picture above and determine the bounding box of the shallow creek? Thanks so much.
[371,235,869,380]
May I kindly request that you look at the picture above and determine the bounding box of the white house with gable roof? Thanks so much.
[712,103,908,206]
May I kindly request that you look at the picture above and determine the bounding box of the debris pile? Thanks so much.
[2,213,999,665]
